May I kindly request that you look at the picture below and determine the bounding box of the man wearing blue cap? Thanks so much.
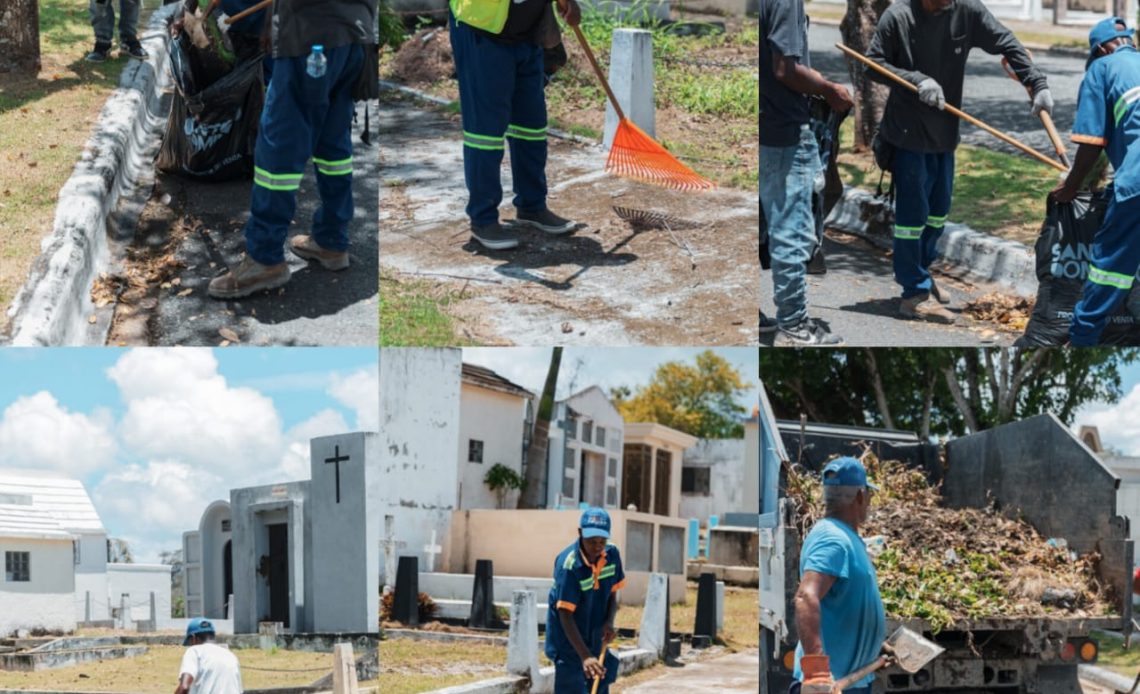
[867,0,1051,325]
[1052,17,1140,346]
[790,457,886,694]
[176,618,243,694]
[545,507,626,693]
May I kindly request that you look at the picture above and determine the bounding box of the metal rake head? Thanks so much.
[613,206,702,230]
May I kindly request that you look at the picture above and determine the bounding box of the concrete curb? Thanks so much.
[420,648,659,693]
[4,3,177,345]
[1078,663,1137,691]
[809,16,1086,58]
[825,186,1039,298]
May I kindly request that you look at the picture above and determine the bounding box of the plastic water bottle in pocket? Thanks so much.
[306,44,326,78]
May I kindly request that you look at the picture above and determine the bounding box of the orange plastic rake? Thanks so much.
[557,2,714,191]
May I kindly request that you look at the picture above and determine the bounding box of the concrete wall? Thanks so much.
[73,532,109,621]
[310,432,380,633]
[0,538,76,636]
[459,385,527,510]
[106,563,173,629]
[679,439,745,521]
[380,348,462,582]
[743,419,759,515]
[443,509,687,604]
[199,500,232,620]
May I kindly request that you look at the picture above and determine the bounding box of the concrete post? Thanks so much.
[603,29,655,150]
[143,591,157,632]
[85,592,91,623]
[393,556,420,626]
[507,590,553,693]
[715,581,725,633]
[469,559,496,629]
[117,594,129,630]
[693,573,717,642]
[687,519,700,559]
[259,622,282,651]
[227,593,234,620]
[332,643,359,694]
[637,573,670,659]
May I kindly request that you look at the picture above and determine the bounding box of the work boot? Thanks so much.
[900,293,956,324]
[471,222,519,251]
[85,43,112,62]
[208,254,291,299]
[289,234,349,271]
[775,317,843,346]
[759,311,777,334]
[930,278,951,305]
[512,206,578,235]
[120,41,148,60]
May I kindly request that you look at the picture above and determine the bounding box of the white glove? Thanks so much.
[917,78,945,110]
[1031,88,1054,117]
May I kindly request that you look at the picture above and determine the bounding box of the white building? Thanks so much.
[458,364,534,510]
[547,386,626,509]
[0,470,172,636]
[679,413,760,523]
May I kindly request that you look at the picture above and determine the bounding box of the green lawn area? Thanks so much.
[835,119,1058,246]
[614,583,758,651]
[0,0,155,332]
[1089,630,1140,679]
[379,271,478,347]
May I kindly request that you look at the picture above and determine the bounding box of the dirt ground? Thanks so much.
[379,95,758,346]
[0,645,333,691]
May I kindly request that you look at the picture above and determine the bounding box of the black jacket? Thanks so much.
[866,0,1046,153]
[272,0,378,59]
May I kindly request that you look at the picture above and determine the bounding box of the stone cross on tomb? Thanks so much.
[324,444,350,503]
[380,515,406,592]
[423,529,443,573]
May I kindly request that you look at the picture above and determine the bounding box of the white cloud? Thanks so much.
[1077,383,1140,455]
[0,392,116,476]
[107,349,283,476]
[279,409,351,480]
[329,366,379,431]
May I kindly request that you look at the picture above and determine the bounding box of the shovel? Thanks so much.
[831,626,945,693]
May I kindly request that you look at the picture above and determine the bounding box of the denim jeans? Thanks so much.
[89,0,141,47]
[760,125,819,328]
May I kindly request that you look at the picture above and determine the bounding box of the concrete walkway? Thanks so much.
[621,650,758,693]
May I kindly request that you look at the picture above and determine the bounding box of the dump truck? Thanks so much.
[760,378,1135,693]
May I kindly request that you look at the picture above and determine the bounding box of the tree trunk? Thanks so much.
[863,348,895,429]
[839,0,890,151]
[518,347,562,509]
[943,367,980,434]
[0,0,41,74]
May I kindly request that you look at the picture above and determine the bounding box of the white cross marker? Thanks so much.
[423,529,443,573]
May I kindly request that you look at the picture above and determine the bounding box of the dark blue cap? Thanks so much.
[184,617,215,645]
[1088,17,1132,67]
[580,507,611,539]
[822,457,879,491]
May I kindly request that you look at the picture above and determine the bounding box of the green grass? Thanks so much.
[379,272,473,346]
[834,119,1056,245]
[663,69,758,118]
[1089,630,1140,678]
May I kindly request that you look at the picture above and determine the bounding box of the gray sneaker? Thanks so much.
[471,222,520,251]
[208,254,291,299]
[289,234,349,271]
[760,311,777,334]
[775,318,844,346]
[512,207,578,235]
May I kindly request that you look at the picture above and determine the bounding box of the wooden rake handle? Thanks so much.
[224,0,271,25]
[555,0,626,120]
[589,637,611,694]
[836,43,1068,173]
[832,655,891,693]
[1001,55,1071,167]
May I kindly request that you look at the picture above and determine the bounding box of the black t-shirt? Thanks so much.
[479,0,548,45]
[760,0,811,148]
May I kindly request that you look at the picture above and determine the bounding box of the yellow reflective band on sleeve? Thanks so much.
[463,130,505,151]
[313,156,353,176]
[254,166,303,191]
[506,123,547,141]
[1088,265,1135,290]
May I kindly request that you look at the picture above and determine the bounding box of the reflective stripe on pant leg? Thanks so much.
[506,123,547,141]
[254,167,303,191]
[312,156,353,176]
[463,130,505,150]
[892,148,933,297]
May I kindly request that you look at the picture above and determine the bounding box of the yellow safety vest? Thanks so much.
[450,0,512,34]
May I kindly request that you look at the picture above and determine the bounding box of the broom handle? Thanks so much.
[555,0,627,121]
[1001,56,1071,167]
[589,639,609,694]
[224,0,272,25]
[837,43,1068,173]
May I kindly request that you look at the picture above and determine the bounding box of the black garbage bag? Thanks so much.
[156,29,263,181]
[1017,189,1140,346]
[759,98,847,274]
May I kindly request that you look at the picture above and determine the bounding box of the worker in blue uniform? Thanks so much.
[545,507,626,694]
[1052,17,1140,345]
[209,0,377,299]
[449,0,583,250]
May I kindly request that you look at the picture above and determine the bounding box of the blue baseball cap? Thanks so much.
[580,507,611,539]
[822,457,879,491]
[184,617,215,645]
[1088,17,1132,67]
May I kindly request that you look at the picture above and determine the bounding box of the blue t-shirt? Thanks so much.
[760,0,812,148]
[544,541,626,663]
[1073,45,1140,202]
[792,518,886,691]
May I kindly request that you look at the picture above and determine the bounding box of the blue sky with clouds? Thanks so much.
[0,348,378,563]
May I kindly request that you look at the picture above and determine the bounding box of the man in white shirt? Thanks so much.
[176,618,243,694]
